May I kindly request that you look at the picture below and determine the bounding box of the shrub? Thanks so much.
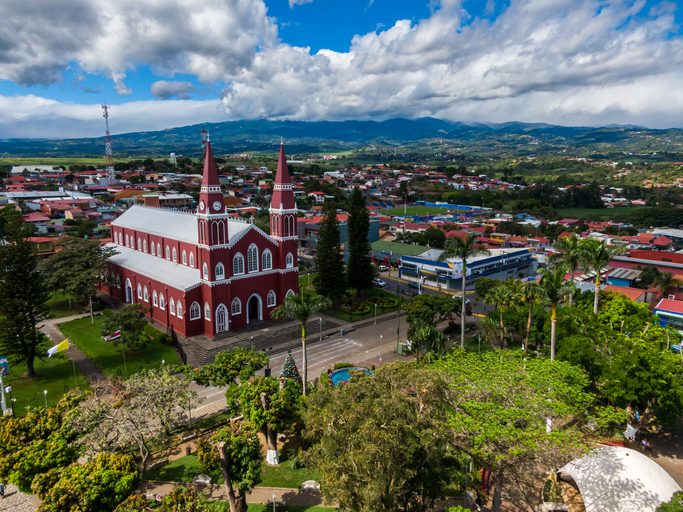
[333,362,353,370]
[320,372,329,386]
[91,301,104,312]
[155,331,168,344]
[102,309,113,317]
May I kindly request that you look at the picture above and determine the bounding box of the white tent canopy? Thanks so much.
[560,447,680,512]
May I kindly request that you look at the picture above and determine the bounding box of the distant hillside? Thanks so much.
[0,118,682,159]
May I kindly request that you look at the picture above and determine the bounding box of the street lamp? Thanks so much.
[319,317,322,343]
[379,334,383,362]
[251,336,254,350]
[272,492,277,512]
[162,359,165,366]
[374,303,377,325]
[187,393,193,428]
[43,390,48,409]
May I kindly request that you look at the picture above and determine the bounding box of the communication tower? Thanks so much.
[170,153,177,166]
[101,105,117,185]
[201,129,209,156]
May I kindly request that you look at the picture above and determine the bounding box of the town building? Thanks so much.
[101,142,299,338]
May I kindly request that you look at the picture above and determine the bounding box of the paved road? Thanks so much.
[0,483,41,512]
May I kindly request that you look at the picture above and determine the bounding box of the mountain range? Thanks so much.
[1,118,682,159]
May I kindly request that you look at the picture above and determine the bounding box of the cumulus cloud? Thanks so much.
[82,84,104,93]
[0,96,225,139]
[0,0,277,94]
[151,80,196,99]
[289,0,313,7]
[218,0,683,127]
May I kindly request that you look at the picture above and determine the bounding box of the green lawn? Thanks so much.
[46,290,86,319]
[58,315,180,378]
[385,205,463,217]
[144,452,320,489]
[4,355,91,416]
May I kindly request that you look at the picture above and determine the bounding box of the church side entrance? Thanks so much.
[247,295,261,323]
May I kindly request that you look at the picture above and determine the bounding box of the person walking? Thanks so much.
[0,481,5,498]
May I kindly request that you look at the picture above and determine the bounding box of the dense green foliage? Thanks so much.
[102,303,150,350]
[192,347,268,387]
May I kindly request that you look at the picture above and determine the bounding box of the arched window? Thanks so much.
[159,293,165,310]
[151,242,155,256]
[286,289,295,298]
[138,238,142,250]
[215,262,225,280]
[247,244,258,273]
[157,243,161,256]
[153,290,158,306]
[233,254,244,275]
[189,252,195,268]
[143,240,147,253]
[137,284,142,299]
[169,298,175,315]
[231,297,241,315]
[143,286,148,302]
[182,251,187,265]
[165,246,170,260]
[172,248,177,262]
[267,290,276,307]
[262,250,272,271]
[189,302,200,320]
[204,302,211,320]
[125,235,129,247]
[286,252,294,268]
[116,274,121,288]
[203,263,209,280]
[177,301,183,319]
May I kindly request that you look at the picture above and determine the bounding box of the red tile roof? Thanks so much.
[603,285,646,302]
[655,298,683,314]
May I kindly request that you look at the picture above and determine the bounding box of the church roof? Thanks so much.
[271,144,296,210]
[112,205,252,244]
[107,244,201,291]
[202,141,221,187]
[113,205,200,244]
[274,144,292,186]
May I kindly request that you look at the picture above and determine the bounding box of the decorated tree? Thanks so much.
[102,303,151,350]
[281,353,303,392]
[192,347,268,387]
[226,375,302,465]
[304,362,455,512]
[32,452,139,512]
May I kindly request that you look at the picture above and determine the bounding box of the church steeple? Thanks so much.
[198,141,224,215]
[270,144,296,211]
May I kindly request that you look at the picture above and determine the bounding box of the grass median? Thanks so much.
[58,314,181,378]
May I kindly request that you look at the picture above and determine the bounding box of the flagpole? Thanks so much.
[120,325,127,377]
[90,298,94,324]
[72,359,77,387]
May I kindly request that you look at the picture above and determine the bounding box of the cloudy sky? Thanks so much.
[0,0,682,138]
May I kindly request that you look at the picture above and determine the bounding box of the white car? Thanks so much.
[451,295,471,305]
[378,265,390,272]
[373,278,387,288]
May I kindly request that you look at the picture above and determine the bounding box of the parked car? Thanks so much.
[408,282,420,290]
[451,295,472,305]
[373,278,387,288]
[378,265,390,272]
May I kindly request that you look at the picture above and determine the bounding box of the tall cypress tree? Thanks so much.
[0,206,51,376]
[315,201,346,300]
[346,187,374,296]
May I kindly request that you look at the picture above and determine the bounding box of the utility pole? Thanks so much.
[101,105,117,185]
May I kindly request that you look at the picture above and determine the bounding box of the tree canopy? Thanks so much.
[346,187,375,295]
[315,200,346,300]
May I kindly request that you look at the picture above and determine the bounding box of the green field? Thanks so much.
[555,207,645,221]
[58,315,180,378]
[385,205,463,217]
[46,290,86,319]
[144,451,320,489]
[4,355,91,416]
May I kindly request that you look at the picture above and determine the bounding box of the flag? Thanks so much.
[47,339,69,358]
[103,330,121,342]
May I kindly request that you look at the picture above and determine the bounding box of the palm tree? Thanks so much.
[538,263,574,360]
[519,280,545,358]
[411,323,446,363]
[437,233,491,349]
[581,239,627,315]
[654,271,683,297]
[271,292,332,395]
[484,284,514,346]
[553,235,587,306]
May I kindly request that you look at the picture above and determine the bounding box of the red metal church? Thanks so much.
[102,142,299,338]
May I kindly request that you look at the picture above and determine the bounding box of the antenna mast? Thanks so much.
[201,129,209,156]
[102,105,116,184]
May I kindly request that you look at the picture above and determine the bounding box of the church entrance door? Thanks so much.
[247,295,260,323]
[216,305,228,333]
[125,279,133,303]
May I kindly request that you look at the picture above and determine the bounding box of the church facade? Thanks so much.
[102,142,299,338]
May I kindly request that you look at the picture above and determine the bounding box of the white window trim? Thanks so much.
[151,243,155,256]
[143,240,147,253]
[204,302,211,321]
[190,301,200,320]
[182,250,187,265]
[203,263,209,280]
[215,262,225,280]
[153,290,158,307]
[286,252,294,268]
[137,284,142,299]
[262,249,272,271]
[177,302,183,319]
[159,293,165,310]
[247,244,258,273]
[143,286,149,302]
[267,290,276,307]
[169,298,175,316]
[231,297,241,315]
[172,248,177,262]
[165,246,170,260]
[233,253,245,276]
[189,252,195,268]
